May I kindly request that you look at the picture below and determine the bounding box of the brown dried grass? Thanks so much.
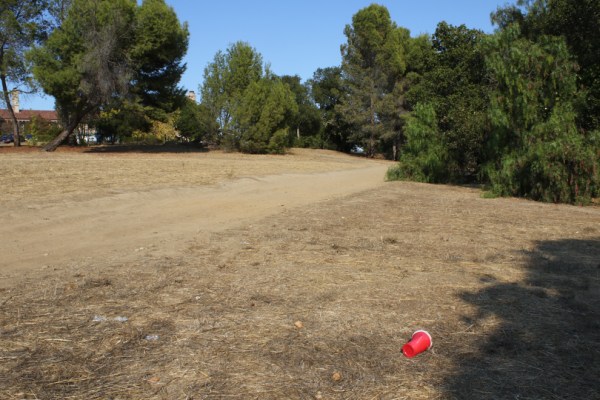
[0,145,379,207]
[1,149,599,399]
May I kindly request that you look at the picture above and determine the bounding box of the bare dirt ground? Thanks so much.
[0,146,599,399]
[0,146,390,281]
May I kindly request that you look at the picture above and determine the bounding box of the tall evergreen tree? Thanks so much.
[30,0,188,150]
[405,22,488,180]
[309,67,352,151]
[340,4,410,157]
[130,0,189,121]
[200,41,263,149]
[31,0,137,151]
[92,0,189,140]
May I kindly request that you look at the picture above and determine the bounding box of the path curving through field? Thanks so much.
[0,157,390,286]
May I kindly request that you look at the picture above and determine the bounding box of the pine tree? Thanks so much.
[484,24,599,204]
[340,4,410,157]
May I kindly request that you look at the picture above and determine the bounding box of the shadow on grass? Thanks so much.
[83,143,209,154]
[444,239,600,399]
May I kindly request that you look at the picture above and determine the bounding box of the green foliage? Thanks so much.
[95,100,150,138]
[542,0,600,132]
[308,67,353,151]
[480,190,499,199]
[0,0,49,143]
[24,115,62,144]
[0,0,47,92]
[200,41,263,143]
[340,4,412,157]
[89,0,189,140]
[130,0,189,116]
[485,103,600,204]
[484,25,577,139]
[492,0,600,131]
[342,4,408,80]
[294,134,324,149]
[267,129,290,155]
[149,118,178,143]
[405,34,435,75]
[237,75,297,154]
[175,99,217,143]
[30,0,137,128]
[387,103,449,183]
[29,0,188,149]
[281,75,321,141]
[200,44,302,154]
[378,2,598,205]
[405,22,488,181]
[128,115,178,144]
[483,23,599,204]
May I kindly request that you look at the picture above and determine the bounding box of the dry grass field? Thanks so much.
[0,146,376,207]
[0,146,599,399]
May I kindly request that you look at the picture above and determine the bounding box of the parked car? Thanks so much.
[1,134,13,143]
[1,134,33,143]
[350,145,365,155]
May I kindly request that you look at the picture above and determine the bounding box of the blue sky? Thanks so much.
[20,0,506,111]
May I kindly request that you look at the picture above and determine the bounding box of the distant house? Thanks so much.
[0,90,59,134]
[1,91,97,144]
[0,109,59,134]
[186,90,197,102]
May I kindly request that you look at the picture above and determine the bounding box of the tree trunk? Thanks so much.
[1,76,20,147]
[369,94,376,158]
[43,118,81,151]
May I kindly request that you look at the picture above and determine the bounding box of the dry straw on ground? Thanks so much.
[1,146,599,399]
[0,146,375,207]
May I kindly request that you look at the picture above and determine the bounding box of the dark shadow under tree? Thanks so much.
[444,238,600,399]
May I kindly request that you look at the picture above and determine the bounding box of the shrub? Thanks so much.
[267,129,290,154]
[387,103,449,183]
[485,128,599,204]
[25,116,62,145]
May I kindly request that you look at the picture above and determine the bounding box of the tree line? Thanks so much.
[1,0,599,203]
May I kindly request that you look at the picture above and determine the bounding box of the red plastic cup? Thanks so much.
[402,330,432,358]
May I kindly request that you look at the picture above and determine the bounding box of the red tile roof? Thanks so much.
[0,109,59,121]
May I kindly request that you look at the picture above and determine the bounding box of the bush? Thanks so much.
[25,116,62,145]
[267,129,290,154]
[236,76,297,154]
[387,103,449,183]
[175,100,217,144]
[486,129,600,204]
[294,134,324,149]
[129,119,178,144]
[482,26,599,204]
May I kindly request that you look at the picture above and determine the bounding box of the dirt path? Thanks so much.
[0,161,389,285]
